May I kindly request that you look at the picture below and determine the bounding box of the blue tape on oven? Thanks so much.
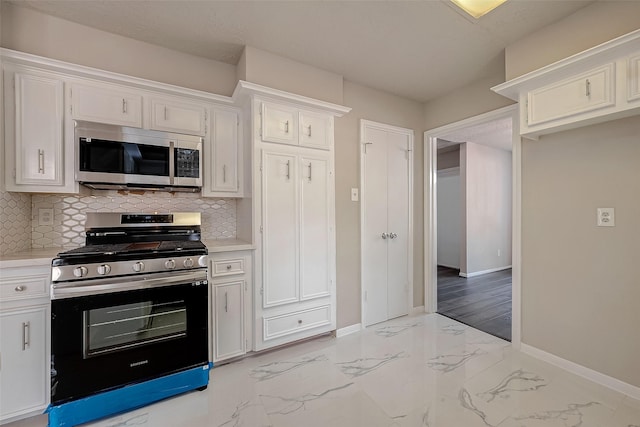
[45,365,209,427]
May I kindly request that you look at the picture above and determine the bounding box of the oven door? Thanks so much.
[51,271,208,405]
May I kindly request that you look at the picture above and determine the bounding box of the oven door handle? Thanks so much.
[51,270,207,299]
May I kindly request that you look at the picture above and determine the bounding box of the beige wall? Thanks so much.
[461,142,512,276]
[436,146,460,170]
[506,2,640,79]
[242,45,344,105]
[335,81,424,328]
[0,3,237,95]
[505,2,640,388]
[521,116,640,387]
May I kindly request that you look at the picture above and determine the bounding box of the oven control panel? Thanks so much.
[52,255,208,283]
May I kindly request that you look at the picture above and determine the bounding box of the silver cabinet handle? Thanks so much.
[22,321,30,350]
[307,124,312,137]
[122,98,127,114]
[226,264,232,270]
[389,233,398,239]
[586,79,591,97]
[381,232,389,239]
[308,162,312,182]
[164,106,168,121]
[38,149,45,174]
[284,120,289,134]
[15,285,26,292]
[286,160,290,180]
[223,165,227,183]
[224,292,228,313]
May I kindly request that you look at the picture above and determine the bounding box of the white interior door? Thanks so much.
[362,127,389,326]
[361,121,413,327]
[386,131,411,319]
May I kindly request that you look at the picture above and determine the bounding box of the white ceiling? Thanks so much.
[8,0,595,103]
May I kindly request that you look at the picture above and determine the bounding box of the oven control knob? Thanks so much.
[73,266,88,278]
[165,259,176,269]
[97,264,111,275]
[183,258,194,268]
[132,262,145,272]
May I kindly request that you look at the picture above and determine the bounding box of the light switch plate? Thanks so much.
[39,208,54,226]
[597,207,615,227]
[351,188,359,202]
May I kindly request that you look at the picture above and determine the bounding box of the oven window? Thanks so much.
[84,299,186,358]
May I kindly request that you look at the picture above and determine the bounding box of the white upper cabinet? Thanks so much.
[527,64,615,127]
[261,102,298,144]
[70,81,143,127]
[3,66,77,193]
[261,101,333,150]
[299,110,332,150]
[148,96,207,136]
[202,107,243,198]
[628,52,640,103]
[492,30,640,139]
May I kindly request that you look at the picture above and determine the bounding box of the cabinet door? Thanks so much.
[261,150,299,307]
[70,82,142,127]
[149,97,206,136]
[0,305,48,422]
[210,109,239,192]
[628,53,640,103]
[300,155,331,300]
[527,64,615,126]
[213,281,245,361]
[13,72,64,186]
[299,111,332,150]
[261,102,297,145]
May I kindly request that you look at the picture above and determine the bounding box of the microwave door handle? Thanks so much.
[169,140,175,185]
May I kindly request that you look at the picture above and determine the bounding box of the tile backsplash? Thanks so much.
[1,190,236,254]
[0,190,32,254]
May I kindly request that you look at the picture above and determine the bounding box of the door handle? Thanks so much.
[381,232,389,239]
[389,233,398,239]
[224,292,228,312]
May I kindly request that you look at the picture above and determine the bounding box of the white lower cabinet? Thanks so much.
[209,251,252,363]
[213,281,244,361]
[0,266,50,425]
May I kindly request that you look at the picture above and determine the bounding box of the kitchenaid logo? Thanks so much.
[130,360,149,368]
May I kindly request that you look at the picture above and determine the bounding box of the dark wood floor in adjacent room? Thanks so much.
[437,266,512,341]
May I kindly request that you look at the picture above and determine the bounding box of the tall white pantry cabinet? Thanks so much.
[235,82,350,351]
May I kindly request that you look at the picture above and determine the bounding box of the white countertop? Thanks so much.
[0,247,62,269]
[0,240,254,269]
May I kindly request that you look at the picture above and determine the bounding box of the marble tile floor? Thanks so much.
[9,313,640,427]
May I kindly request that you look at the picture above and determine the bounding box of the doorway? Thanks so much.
[424,105,521,344]
[360,119,414,327]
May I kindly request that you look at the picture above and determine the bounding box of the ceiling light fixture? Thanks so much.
[450,0,509,19]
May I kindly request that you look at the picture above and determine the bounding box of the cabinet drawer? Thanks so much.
[149,97,207,136]
[527,63,615,126]
[0,276,48,301]
[263,305,331,341]
[70,82,142,127]
[299,110,331,150]
[211,258,245,277]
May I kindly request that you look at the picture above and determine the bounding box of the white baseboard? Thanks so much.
[521,343,640,401]
[336,323,361,338]
[410,306,425,316]
[460,265,512,278]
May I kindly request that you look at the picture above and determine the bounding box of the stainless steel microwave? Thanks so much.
[74,121,203,192]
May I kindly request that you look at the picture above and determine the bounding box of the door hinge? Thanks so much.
[260,225,263,233]
[260,286,264,295]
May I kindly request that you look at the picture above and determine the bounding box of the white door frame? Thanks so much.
[423,105,521,348]
[360,119,414,327]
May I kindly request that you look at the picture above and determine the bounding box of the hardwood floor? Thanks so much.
[437,266,512,341]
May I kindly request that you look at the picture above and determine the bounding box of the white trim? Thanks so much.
[459,265,512,278]
[521,343,640,401]
[424,105,521,349]
[410,306,425,316]
[360,119,414,327]
[336,323,362,338]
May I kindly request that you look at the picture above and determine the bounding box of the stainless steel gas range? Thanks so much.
[48,212,210,427]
